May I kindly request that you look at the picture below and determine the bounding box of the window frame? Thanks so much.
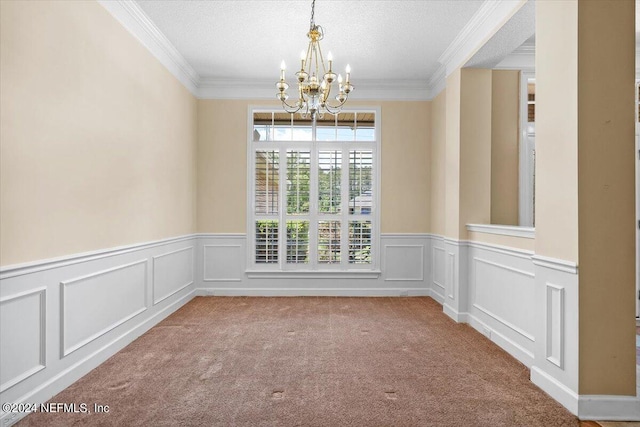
[246,106,381,277]
[519,72,535,227]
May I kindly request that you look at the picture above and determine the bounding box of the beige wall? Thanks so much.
[575,0,636,395]
[535,1,579,263]
[459,69,493,239]
[430,90,447,236]
[444,70,462,239]
[197,100,431,234]
[0,1,198,266]
[537,0,636,395]
[380,101,431,233]
[491,70,520,225]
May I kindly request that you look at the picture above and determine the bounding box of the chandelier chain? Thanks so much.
[309,0,316,29]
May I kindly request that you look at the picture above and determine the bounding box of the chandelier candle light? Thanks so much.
[276,0,353,120]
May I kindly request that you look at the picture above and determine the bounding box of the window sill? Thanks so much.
[246,269,382,279]
[466,224,535,239]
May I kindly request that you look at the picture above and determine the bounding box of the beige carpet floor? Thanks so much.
[19,296,580,426]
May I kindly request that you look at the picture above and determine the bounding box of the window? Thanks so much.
[249,109,379,272]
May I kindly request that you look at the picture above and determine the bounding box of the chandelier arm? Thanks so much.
[323,101,346,115]
[280,97,303,113]
[323,94,349,113]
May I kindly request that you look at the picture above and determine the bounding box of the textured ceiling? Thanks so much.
[465,0,534,69]
[135,0,485,83]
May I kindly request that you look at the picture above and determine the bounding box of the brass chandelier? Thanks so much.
[276,0,353,121]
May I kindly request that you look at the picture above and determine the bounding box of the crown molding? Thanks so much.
[97,0,199,95]
[197,77,430,101]
[427,65,447,99]
[98,0,528,102]
[429,0,529,98]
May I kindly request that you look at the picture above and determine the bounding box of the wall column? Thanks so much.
[443,68,492,320]
[532,0,636,416]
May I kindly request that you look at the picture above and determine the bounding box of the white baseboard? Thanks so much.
[467,314,535,367]
[429,288,445,304]
[443,304,469,323]
[578,394,640,421]
[195,287,430,297]
[531,366,579,415]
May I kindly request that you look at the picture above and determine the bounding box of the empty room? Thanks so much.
[1,0,638,425]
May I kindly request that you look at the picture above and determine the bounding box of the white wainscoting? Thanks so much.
[441,238,468,322]
[0,236,197,426]
[153,246,194,305]
[531,255,580,416]
[0,288,46,393]
[466,242,536,367]
[202,236,245,282]
[430,241,446,304]
[196,233,431,296]
[3,232,636,422]
[61,260,148,357]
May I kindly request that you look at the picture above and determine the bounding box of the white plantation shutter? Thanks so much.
[250,109,379,271]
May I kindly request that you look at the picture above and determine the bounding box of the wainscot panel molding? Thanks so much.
[60,260,148,357]
[466,223,535,239]
[0,235,198,427]
[466,243,536,367]
[531,256,579,417]
[3,233,636,422]
[152,247,194,305]
[431,243,446,304]
[441,238,469,323]
[0,287,46,393]
[196,233,432,296]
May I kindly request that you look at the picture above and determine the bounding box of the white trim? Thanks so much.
[545,283,565,369]
[384,245,424,281]
[245,270,381,279]
[473,303,535,342]
[203,244,244,282]
[473,257,534,279]
[382,233,434,239]
[466,223,535,239]
[530,366,579,415]
[152,246,195,305]
[97,0,198,95]
[430,0,528,98]
[531,255,578,274]
[0,234,198,279]
[0,291,194,427]
[466,240,533,259]
[578,395,640,421]
[443,304,468,323]
[467,313,535,367]
[519,72,535,227]
[0,287,47,393]
[196,233,246,239]
[196,287,428,297]
[60,260,149,357]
